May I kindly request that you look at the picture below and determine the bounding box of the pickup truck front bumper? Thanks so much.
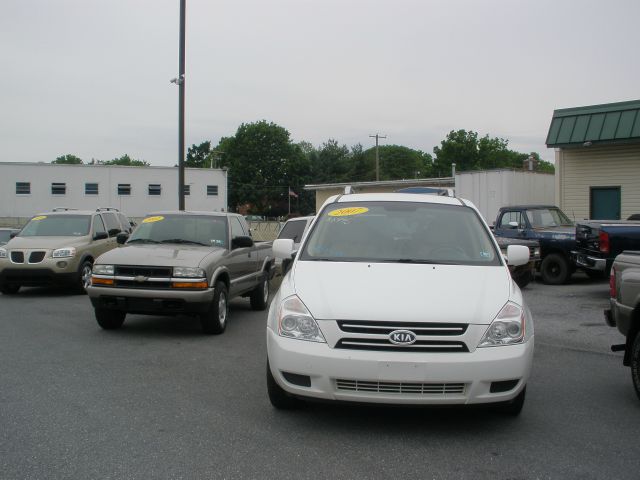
[571,251,606,271]
[87,285,215,315]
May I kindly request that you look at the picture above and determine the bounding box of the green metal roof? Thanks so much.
[546,99,640,148]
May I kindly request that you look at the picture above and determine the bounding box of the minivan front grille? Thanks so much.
[10,251,24,263]
[337,320,467,336]
[336,379,466,395]
[335,338,468,352]
[29,251,46,264]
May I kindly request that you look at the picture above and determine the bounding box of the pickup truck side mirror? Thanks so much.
[507,221,520,229]
[93,231,108,241]
[505,245,529,267]
[232,235,254,249]
[273,238,294,259]
[116,232,129,245]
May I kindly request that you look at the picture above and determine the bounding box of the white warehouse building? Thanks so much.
[0,163,228,222]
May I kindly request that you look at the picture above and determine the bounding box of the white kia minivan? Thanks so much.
[267,192,533,414]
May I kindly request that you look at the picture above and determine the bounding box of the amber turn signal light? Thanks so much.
[91,277,114,286]
[171,281,208,289]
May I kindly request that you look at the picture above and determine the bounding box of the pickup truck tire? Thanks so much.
[250,273,269,311]
[95,309,126,330]
[514,271,533,289]
[267,361,303,409]
[632,333,640,401]
[200,281,228,335]
[494,387,526,416]
[1,284,20,295]
[585,269,609,280]
[540,254,570,285]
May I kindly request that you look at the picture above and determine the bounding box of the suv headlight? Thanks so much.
[93,264,115,275]
[52,247,76,258]
[478,302,525,347]
[0,248,6,259]
[173,267,206,278]
[278,295,326,343]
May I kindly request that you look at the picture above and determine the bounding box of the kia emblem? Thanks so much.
[389,329,417,345]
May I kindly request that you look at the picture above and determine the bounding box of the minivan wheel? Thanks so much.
[250,273,269,311]
[76,260,93,294]
[494,387,526,416]
[267,361,304,410]
[200,281,228,335]
[95,309,126,330]
[631,333,640,402]
[0,284,20,295]
[540,254,570,285]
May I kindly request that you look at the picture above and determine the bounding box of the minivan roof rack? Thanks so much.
[52,207,77,212]
[96,207,120,212]
[395,187,455,197]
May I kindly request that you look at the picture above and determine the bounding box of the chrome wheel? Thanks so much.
[81,263,93,289]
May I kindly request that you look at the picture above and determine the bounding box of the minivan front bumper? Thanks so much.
[267,327,534,405]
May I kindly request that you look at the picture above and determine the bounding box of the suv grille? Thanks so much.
[336,379,466,395]
[29,251,46,263]
[115,266,173,278]
[337,321,467,336]
[10,251,24,263]
[335,338,468,352]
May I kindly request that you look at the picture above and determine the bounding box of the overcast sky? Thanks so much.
[1,0,639,166]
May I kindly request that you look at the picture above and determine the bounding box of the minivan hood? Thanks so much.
[97,244,224,268]
[292,261,512,325]
[5,236,89,250]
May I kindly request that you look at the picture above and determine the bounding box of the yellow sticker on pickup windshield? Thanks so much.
[328,207,369,217]
[32,215,47,221]
[142,216,165,224]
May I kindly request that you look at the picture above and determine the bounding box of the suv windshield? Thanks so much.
[526,208,573,228]
[19,215,91,237]
[300,201,500,265]
[128,215,228,248]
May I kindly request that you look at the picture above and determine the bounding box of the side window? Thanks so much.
[102,213,121,236]
[499,211,521,228]
[118,213,131,233]
[230,217,246,238]
[94,215,107,236]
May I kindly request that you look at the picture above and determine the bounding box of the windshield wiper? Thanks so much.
[380,258,444,264]
[160,239,207,246]
[127,238,160,244]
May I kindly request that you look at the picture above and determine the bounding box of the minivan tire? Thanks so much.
[95,309,126,330]
[76,260,93,294]
[494,387,526,416]
[540,254,570,285]
[1,284,20,295]
[250,273,269,311]
[631,332,640,402]
[200,281,228,335]
[267,362,304,409]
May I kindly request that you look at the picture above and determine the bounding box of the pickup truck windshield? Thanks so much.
[301,202,500,265]
[525,208,573,228]
[278,220,307,243]
[20,215,91,237]
[129,215,228,248]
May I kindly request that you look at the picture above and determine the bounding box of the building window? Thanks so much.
[183,185,190,196]
[51,183,66,195]
[148,184,162,196]
[118,184,131,196]
[85,183,99,195]
[16,182,30,195]
[207,185,218,196]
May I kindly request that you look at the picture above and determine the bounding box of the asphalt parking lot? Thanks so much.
[1,274,639,480]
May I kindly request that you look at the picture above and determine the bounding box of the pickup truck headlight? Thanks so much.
[278,295,326,343]
[52,247,76,258]
[93,264,115,275]
[478,302,525,347]
[173,267,206,278]
[0,248,6,259]
[533,247,541,257]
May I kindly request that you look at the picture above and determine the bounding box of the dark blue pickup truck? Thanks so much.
[493,205,577,284]
[573,221,640,276]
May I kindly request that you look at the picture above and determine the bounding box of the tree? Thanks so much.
[101,154,149,167]
[52,154,83,164]
[186,141,212,168]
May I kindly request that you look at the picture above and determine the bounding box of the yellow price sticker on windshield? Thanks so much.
[142,216,165,224]
[328,207,369,217]
[32,215,47,221]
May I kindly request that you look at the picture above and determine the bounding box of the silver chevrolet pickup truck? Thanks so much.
[605,251,640,400]
[87,211,274,334]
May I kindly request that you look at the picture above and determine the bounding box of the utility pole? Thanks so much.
[369,133,387,181]
[173,0,186,210]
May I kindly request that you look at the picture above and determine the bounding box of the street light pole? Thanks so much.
[369,133,387,181]
[178,0,186,210]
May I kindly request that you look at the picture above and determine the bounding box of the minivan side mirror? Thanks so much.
[273,238,294,260]
[9,232,17,239]
[116,232,129,245]
[93,231,108,241]
[506,245,529,267]
[232,235,254,249]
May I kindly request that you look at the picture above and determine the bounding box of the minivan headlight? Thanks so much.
[478,302,525,347]
[278,295,326,343]
[52,247,76,258]
[0,248,6,259]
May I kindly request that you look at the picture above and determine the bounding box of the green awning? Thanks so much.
[546,99,640,148]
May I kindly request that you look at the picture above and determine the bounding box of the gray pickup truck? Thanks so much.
[87,211,274,334]
[605,251,640,400]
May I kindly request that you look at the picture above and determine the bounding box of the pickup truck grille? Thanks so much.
[115,266,173,277]
[336,379,466,395]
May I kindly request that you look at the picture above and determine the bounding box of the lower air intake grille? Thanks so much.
[336,379,465,395]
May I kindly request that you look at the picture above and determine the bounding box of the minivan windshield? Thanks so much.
[526,208,573,228]
[300,202,500,265]
[128,215,228,248]
[19,215,91,237]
